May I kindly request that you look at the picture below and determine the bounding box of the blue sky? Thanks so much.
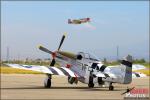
[1,1,149,61]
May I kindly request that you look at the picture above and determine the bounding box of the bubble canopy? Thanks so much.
[78,52,99,61]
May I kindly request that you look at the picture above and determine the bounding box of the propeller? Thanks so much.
[38,45,53,54]
[38,33,66,66]
[58,33,66,51]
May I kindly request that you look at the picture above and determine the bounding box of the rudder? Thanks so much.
[120,55,132,84]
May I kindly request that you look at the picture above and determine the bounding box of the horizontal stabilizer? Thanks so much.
[132,72,147,78]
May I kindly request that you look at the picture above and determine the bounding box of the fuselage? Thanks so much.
[54,51,130,85]
[68,18,90,24]
[55,51,97,83]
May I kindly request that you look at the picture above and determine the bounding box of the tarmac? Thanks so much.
[1,74,149,100]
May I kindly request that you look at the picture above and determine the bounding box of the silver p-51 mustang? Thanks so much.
[6,33,146,90]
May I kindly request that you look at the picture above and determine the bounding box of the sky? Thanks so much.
[1,1,149,61]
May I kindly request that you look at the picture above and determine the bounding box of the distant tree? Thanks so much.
[140,58,146,63]
[133,58,146,63]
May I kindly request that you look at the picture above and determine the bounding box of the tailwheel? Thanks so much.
[88,83,94,88]
[44,75,51,88]
[109,85,114,91]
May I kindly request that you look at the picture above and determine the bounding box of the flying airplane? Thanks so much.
[68,18,90,24]
[6,33,146,90]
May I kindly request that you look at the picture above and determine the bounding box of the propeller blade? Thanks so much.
[58,33,66,51]
[38,45,53,54]
[50,59,56,66]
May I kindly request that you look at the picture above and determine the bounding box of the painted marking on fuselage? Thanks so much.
[99,65,107,72]
[21,65,32,68]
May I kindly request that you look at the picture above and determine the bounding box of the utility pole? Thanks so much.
[6,46,9,63]
[117,46,119,61]
[18,53,20,64]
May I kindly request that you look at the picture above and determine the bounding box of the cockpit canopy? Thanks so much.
[77,52,99,61]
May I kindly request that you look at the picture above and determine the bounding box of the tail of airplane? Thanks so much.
[68,19,72,24]
[86,18,90,22]
[120,55,133,84]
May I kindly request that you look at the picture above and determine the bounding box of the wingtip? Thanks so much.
[37,45,42,49]
[63,32,67,36]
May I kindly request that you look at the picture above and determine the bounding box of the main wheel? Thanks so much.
[44,77,51,88]
[68,76,71,83]
[88,83,94,88]
[109,85,114,91]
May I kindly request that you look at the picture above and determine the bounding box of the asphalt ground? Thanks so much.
[1,74,149,100]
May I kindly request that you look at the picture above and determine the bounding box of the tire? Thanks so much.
[44,78,51,88]
[88,83,94,88]
[68,76,70,82]
[109,85,114,91]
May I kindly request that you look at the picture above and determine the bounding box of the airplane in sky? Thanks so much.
[68,18,90,24]
[6,33,146,90]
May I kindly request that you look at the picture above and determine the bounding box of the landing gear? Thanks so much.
[88,83,94,88]
[109,83,114,91]
[44,74,52,88]
[68,76,78,84]
[98,77,104,85]
[88,71,94,88]
[68,76,74,84]
[109,85,114,90]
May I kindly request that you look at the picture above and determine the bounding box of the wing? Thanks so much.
[132,64,147,71]
[5,64,78,77]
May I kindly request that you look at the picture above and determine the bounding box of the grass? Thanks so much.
[141,63,150,68]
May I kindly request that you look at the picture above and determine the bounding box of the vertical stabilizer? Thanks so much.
[121,55,132,84]
[68,19,72,24]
